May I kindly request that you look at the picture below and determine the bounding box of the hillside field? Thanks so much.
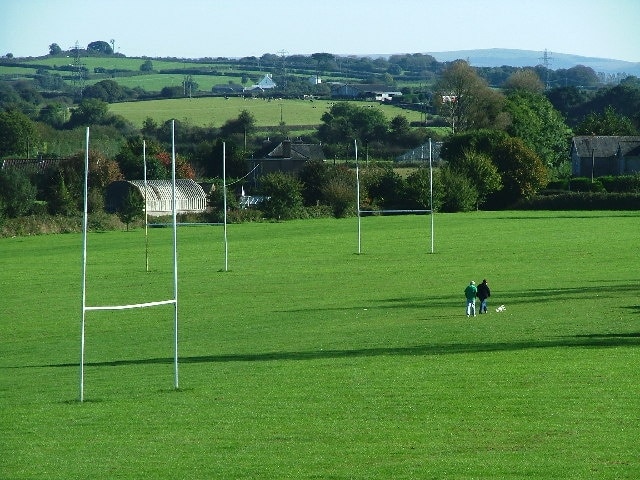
[1,211,639,479]
[109,96,425,128]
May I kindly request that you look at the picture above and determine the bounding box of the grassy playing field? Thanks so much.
[2,211,639,479]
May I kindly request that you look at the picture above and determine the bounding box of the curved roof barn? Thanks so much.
[106,179,207,216]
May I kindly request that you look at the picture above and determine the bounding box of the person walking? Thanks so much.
[477,279,491,314]
[464,281,477,317]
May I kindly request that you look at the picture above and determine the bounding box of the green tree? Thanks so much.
[435,60,506,133]
[67,98,109,126]
[441,130,548,206]
[299,159,332,206]
[48,43,62,55]
[405,167,432,210]
[491,136,549,204]
[117,189,144,230]
[435,166,478,212]
[361,165,406,210]
[505,90,572,168]
[87,40,113,55]
[455,149,502,209]
[259,171,305,220]
[140,60,154,72]
[322,168,356,218]
[221,110,256,150]
[311,52,335,79]
[0,109,39,157]
[503,69,544,94]
[318,102,388,146]
[47,174,76,215]
[0,169,37,217]
[574,106,638,136]
[38,103,69,127]
[83,79,127,102]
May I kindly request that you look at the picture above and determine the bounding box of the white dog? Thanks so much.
[495,305,506,313]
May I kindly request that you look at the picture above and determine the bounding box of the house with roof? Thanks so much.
[570,136,640,177]
[246,74,277,92]
[249,139,325,177]
[331,83,402,102]
[106,179,208,216]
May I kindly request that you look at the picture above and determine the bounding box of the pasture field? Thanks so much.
[109,96,425,128]
[88,73,235,92]
[1,211,639,479]
[10,56,238,73]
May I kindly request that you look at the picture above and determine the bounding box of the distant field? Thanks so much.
[110,97,425,128]
[86,73,237,92]
[13,56,236,72]
[2,211,640,479]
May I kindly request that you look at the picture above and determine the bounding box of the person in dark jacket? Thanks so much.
[477,279,491,313]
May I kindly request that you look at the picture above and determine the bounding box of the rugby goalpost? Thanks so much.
[355,138,434,254]
[80,121,180,402]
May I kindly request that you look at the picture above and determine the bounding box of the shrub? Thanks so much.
[569,177,604,192]
[259,172,305,220]
[435,167,478,212]
[515,192,640,210]
[0,169,37,218]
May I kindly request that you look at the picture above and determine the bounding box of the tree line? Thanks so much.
[1,52,640,233]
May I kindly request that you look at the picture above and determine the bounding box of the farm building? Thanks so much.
[571,136,640,177]
[106,179,208,216]
[331,83,402,102]
[248,139,325,178]
[246,74,277,91]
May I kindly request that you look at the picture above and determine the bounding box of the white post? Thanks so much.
[429,138,434,254]
[222,142,229,271]
[80,127,90,402]
[355,139,361,254]
[171,120,179,390]
[143,140,149,272]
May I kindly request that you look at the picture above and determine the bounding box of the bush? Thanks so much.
[515,192,640,210]
[435,167,478,212]
[0,169,37,218]
[569,177,604,192]
[259,172,305,220]
[323,175,356,218]
[598,174,640,193]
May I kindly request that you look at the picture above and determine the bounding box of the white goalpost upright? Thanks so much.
[355,138,435,254]
[79,122,180,402]
[222,141,229,271]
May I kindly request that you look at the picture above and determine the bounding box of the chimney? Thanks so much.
[282,139,291,158]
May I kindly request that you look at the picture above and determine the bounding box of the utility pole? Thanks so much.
[540,49,552,90]
[70,41,85,99]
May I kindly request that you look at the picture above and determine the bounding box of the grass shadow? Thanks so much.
[39,331,640,369]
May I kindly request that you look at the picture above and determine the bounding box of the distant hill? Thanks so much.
[424,48,640,76]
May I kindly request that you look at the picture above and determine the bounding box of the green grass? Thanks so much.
[87,73,236,92]
[109,97,425,128]
[2,211,640,479]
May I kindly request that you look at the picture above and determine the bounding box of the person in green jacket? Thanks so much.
[464,281,477,317]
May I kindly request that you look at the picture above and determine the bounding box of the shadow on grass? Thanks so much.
[281,282,640,313]
[38,331,640,369]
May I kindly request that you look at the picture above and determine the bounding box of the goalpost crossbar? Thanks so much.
[84,299,177,311]
[359,209,432,214]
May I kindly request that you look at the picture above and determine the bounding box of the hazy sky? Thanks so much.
[2,0,639,63]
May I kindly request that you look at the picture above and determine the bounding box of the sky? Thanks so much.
[1,0,639,63]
